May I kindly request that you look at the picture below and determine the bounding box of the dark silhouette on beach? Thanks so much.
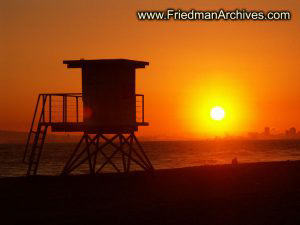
[232,157,238,165]
[23,59,153,176]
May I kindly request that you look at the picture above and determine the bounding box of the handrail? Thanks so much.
[38,93,82,96]
[27,92,145,126]
[135,94,145,124]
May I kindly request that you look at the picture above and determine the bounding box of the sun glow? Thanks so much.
[181,76,253,137]
[210,106,225,121]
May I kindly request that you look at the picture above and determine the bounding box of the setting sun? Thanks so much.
[210,106,225,121]
[181,78,252,137]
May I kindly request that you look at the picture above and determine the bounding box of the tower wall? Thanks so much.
[82,64,136,128]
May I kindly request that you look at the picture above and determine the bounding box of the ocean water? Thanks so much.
[1,139,300,177]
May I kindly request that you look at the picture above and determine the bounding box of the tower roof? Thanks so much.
[63,59,149,69]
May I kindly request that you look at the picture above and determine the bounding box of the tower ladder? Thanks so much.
[23,95,49,176]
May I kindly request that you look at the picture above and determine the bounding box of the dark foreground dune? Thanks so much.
[1,161,300,225]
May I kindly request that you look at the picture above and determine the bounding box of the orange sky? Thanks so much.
[0,0,299,139]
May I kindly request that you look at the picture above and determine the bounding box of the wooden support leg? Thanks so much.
[61,133,154,175]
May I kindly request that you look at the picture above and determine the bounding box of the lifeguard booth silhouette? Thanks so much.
[23,59,154,176]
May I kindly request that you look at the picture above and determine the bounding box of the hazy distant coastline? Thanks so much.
[0,130,81,144]
[1,129,300,144]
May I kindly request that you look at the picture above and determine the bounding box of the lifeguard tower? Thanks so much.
[23,59,154,176]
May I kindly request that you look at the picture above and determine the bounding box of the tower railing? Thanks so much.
[31,93,83,125]
[28,93,146,125]
[135,94,145,124]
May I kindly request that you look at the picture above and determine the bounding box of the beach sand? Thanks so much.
[1,161,300,225]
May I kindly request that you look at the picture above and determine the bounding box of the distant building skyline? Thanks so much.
[247,126,300,140]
